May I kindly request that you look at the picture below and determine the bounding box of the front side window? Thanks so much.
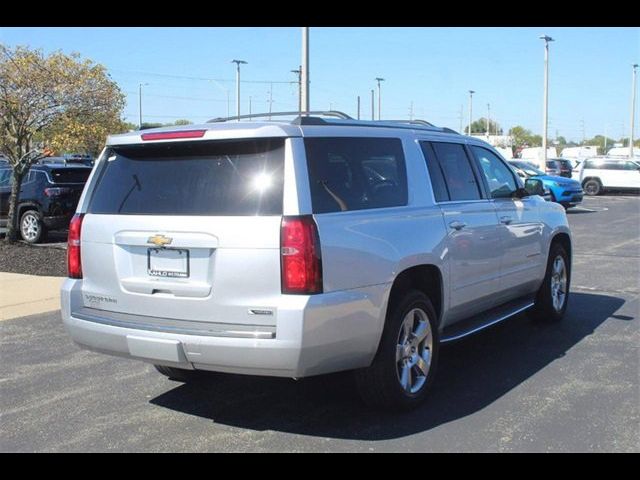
[88,138,285,216]
[304,137,408,213]
[431,142,481,201]
[472,146,518,199]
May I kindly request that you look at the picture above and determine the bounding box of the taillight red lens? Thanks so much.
[281,216,322,294]
[67,213,84,279]
[141,130,206,141]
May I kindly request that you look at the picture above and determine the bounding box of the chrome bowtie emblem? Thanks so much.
[147,234,172,247]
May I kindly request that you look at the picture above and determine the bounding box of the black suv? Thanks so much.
[545,158,573,178]
[0,163,92,243]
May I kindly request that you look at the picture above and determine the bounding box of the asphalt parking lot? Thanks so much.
[1,194,639,452]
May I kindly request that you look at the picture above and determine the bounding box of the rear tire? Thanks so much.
[20,210,47,244]
[354,290,439,411]
[530,242,570,322]
[583,179,602,196]
[154,364,209,382]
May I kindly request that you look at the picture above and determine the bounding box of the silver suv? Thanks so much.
[61,113,572,410]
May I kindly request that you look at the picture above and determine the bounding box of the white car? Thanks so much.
[61,112,572,410]
[573,158,640,195]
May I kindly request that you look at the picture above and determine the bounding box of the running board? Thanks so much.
[440,298,535,344]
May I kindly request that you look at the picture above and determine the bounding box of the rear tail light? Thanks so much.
[67,213,84,279]
[280,216,323,294]
[44,187,71,197]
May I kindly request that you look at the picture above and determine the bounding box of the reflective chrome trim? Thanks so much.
[441,302,534,343]
[72,307,276,339]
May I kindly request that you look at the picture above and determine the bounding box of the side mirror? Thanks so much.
[524,178,545,196]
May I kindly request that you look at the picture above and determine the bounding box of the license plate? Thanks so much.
[147,248,189,278]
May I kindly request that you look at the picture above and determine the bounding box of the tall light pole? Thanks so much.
[357,96,361,120]
[291,66,302,114]
[138,83,149,129]
[375,77,385,120]
[630,63,638,158]
[540,35,554,164]
[371,89,375,120]
[231,59,247,121]
[301,27,310,114]
[486,103,491,136]
[468,90,475,135]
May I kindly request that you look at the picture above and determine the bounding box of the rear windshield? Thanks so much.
[88,139,285,216]
[50,168,91,184]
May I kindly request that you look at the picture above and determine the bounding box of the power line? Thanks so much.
[111,68,292,84]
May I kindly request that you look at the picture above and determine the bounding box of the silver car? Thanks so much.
[61,113,572,410]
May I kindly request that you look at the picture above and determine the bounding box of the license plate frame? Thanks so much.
[147,248,190,278]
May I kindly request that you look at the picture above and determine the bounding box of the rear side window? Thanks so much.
[304,137,408,213]
[431,142,482,201]
[50,168,91,184]
[420,142,450,202]
[88,139,285,216]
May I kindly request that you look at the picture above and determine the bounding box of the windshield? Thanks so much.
[510,161,544,176]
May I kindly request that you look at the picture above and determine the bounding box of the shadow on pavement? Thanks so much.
[151,292,631,440]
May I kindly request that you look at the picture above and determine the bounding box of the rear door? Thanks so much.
[422,141,503,323]
[79,138,287,328]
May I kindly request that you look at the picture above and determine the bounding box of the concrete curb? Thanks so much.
[0,272,64,321]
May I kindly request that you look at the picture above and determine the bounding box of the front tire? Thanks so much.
[20,210,46,244]
[354,290,439,411]
[530,242,570,322]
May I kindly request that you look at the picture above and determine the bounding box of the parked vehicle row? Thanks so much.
[509,160,584,209]
[572,158,640,195]
[60,113,573,410]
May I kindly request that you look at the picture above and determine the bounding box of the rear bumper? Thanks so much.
[61,279,388,378]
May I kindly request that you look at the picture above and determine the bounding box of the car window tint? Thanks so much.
[88,139,285,216]
[472,146,518,199]
[419,142,449,202]
[430,142,481,201]
[304,137,408,213]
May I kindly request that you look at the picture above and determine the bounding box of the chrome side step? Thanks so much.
[440,298,535,344]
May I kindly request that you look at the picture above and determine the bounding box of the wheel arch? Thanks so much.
[386,264,444,329]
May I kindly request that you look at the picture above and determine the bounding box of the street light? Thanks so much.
[540,35,555,164]
[468,90,475,136]
[231,59,248,121]
[301,27,310,114]
[375,77,385,120]
[138,83,149,129]
[291,66,302,113]
[630,64,638,158]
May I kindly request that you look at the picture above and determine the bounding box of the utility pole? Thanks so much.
[409,101,414,120]
[371,89,375,120]
[540,35,554,164]
[375,77,385,120]
[468,90,475,136]
[458,105,463,133]
[248,96,252,119]
[604,123,608,154]
[486,103,491,136]
[357,96,361,120]
[301,27,310,114]
[630,64,638,158]
[580,119,585,144]
[138,83,148,129]
[267,83,273,120]
[231,59,247,121]
[291,66,302,114]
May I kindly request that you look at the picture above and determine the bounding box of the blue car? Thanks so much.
[509,160,583,209]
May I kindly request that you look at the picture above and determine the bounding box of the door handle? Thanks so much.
[500,216,513,225]
[449,221,467,231]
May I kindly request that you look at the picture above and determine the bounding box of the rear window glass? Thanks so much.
[50,168,91,184]
[88,139,285,216]
[304,137,408,213]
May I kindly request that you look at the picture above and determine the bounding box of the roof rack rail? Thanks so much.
[207,110,353,123]
[383,119,436,127]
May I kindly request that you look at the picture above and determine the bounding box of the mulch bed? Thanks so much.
[0,241,67,277]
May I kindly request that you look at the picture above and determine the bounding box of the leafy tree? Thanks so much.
[508,125,542,150]
[0,45,125,243]
[468,117,502,135]
[173,119,192,126]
